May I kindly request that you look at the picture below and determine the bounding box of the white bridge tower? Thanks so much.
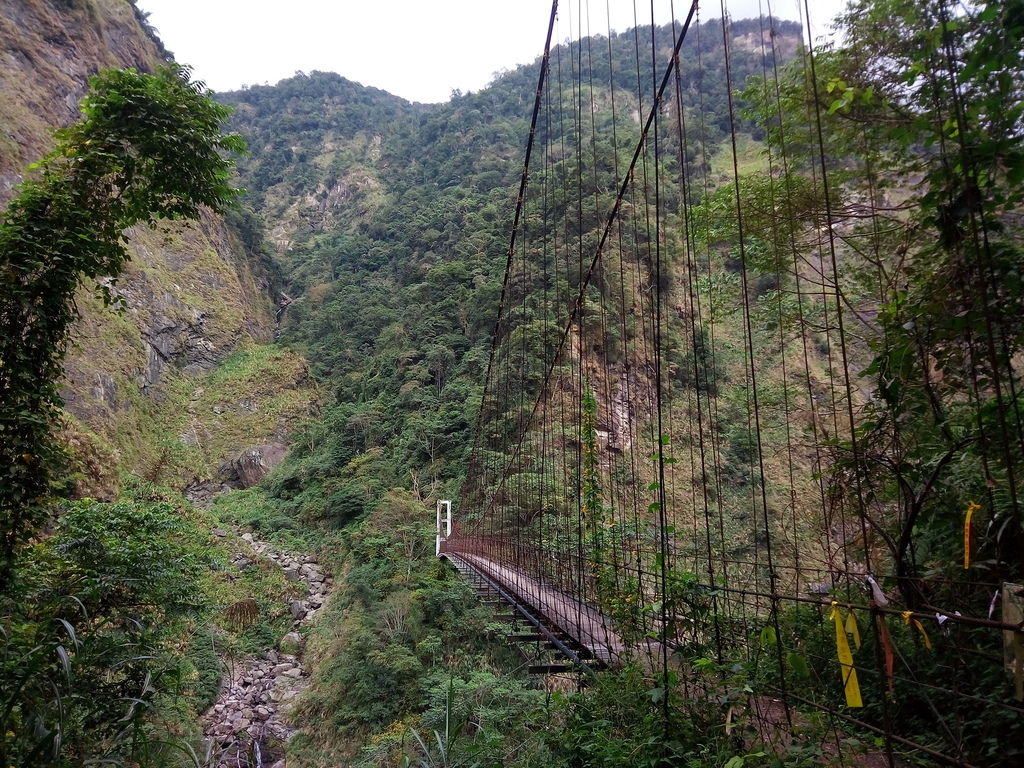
[435,499,452,556]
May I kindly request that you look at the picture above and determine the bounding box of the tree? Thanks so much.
[0,63,244,586]
[745,0,1024,603]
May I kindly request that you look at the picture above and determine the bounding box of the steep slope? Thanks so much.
[0,0,312,494]
[0,6,323,765]
[218,73,425,265]
[218,17,803,523]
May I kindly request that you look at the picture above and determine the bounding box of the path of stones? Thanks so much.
[202,533,332,767]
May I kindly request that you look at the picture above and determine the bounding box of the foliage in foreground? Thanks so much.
[0,489,210,767]
[0,63,246,765]
[731,1,1024,763]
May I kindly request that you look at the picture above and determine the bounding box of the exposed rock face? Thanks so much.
[0,0,281,485]
[60,214,276,425]
[203,536,332,767]
[0,0,167,201]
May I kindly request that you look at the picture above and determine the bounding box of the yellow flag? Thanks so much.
[830,602,863,708]
[845,611,862,650]
[915,619,932,649]
[964,501,980,569]
[902,610,933,649]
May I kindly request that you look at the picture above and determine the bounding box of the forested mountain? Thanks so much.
[1,6,807,763]
[215,4,1024,764]
[4,1,1022,766]
[209,17,821,767]
[219,18,804,525]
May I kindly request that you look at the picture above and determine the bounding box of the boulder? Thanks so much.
[220,441,288,488]
[280,631,305,655]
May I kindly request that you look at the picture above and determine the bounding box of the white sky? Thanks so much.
[135,0,847,104]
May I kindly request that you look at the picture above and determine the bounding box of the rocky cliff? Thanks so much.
[0,0,167,197]
[0,0,311,495]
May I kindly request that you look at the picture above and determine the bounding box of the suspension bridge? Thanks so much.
[436,1,1024,766]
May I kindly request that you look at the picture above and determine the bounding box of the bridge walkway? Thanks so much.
[442,551,670,672]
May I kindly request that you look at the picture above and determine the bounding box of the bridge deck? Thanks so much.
[444,552,626,667]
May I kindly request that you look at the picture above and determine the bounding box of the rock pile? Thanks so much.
[202,535,332,767]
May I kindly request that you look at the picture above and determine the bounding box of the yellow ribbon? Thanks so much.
[902,610,933,649]
[845,610,862,650]
[964,501,980,569]
[830,602,863,707]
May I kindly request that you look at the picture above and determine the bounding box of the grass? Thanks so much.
[130,218,274,350]
[709,132,771,185]
[59,218,308,489]
[127,343,317,487]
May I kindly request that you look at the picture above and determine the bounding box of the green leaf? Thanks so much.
[787,652,810,678]
[56,645,72,682]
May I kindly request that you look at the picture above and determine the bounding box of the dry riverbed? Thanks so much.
[202,533,332,767]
